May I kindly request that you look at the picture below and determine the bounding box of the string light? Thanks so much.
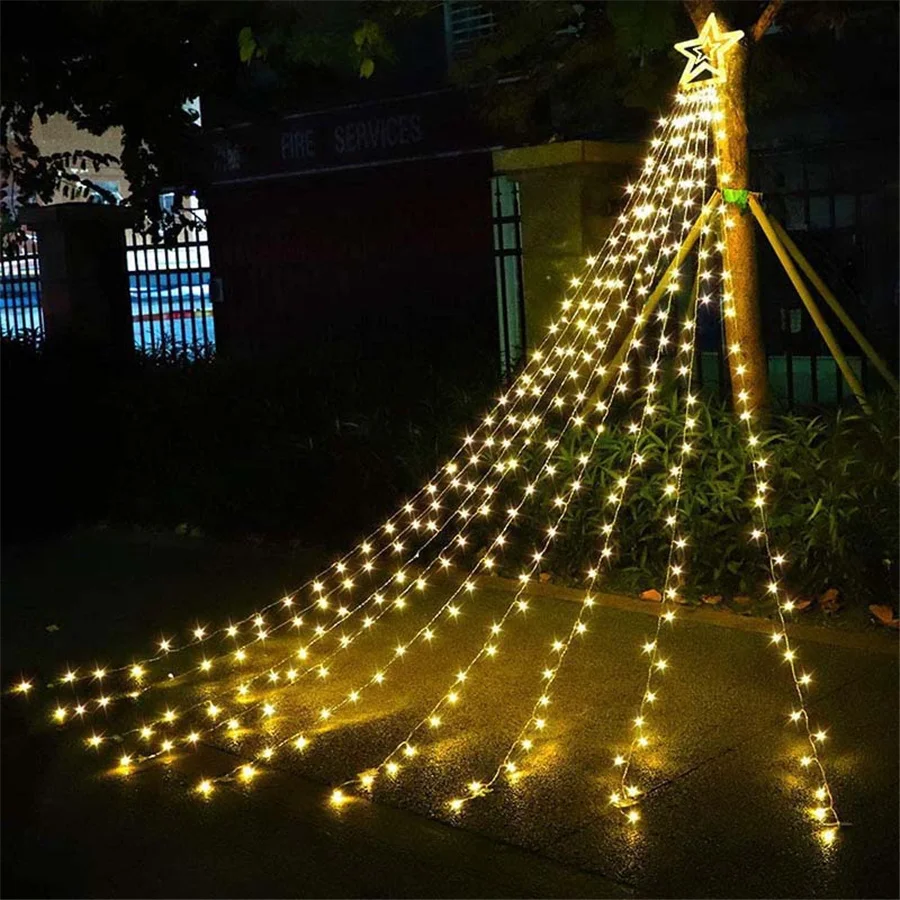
[196,779,213,797]
[449,107,715,808]
[254,128,670,777]
[30,228,622,700]
[148,98,707,787]
[98,100,707,769]
[612,194,714,818]
[16,30,846,852]
[54,264,635,728]
[719,199,841,837]
[347,95,717,803]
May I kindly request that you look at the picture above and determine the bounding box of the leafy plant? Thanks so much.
[459,390,898,608]
[3,335,895,609]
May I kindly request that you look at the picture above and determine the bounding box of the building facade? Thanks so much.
[202,3,897,402]
[6,1,896,403]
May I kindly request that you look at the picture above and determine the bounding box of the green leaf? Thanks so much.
[238,26,257,64]
[359,57,375,78]
[354,20,383,51]
[806,497,823,523]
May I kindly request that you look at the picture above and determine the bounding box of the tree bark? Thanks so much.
[684,0,769,411]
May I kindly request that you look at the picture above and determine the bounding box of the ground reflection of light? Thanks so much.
[622,815,646,850]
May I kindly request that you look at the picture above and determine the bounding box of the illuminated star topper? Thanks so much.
[674,13,744,89]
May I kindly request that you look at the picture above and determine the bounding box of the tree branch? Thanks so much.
[750,0,785,42]
[683,0,718,33]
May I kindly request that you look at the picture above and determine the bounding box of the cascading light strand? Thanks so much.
[469,316,681,807]
[337,108,716,799]
[451,134,716,811]
[717,201,840,841]
[180,94,713,783]
[70,93,712,788]
[167,202,687,769]
[105,107,706,762]
[246,94,716,765]
[611,205,714,819]
[41,337,577,703]
[361,360,644,797]
[51,233,632,722]
[31,196,636,703]
[46,109,691,724]
[112,254,660,756]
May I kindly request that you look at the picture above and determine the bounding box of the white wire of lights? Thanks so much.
[608,211,714,824]
[72,105,703,761]
[717,202,841,842]
[139,101,707,771]
[447,120,715,812]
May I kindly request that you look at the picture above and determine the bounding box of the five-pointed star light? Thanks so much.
[674,13,744,89]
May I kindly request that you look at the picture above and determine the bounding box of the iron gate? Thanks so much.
[124,196,215,357]
[0,228,44,341]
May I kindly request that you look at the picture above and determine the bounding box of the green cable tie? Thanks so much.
[722,188,750,210]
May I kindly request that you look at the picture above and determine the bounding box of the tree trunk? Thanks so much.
[685,1,769,411]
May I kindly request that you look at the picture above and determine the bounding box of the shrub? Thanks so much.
[3,335,896,607]
[483,392,898,606]
[0,335,497,546]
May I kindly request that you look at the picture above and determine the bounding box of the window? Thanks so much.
[444,1,495,63]
[809,195,831,230]
[780,308,802,334]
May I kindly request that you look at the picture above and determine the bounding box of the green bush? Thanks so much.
[0,336,497,546]
[4,336,896,607]
[481,392,898,607]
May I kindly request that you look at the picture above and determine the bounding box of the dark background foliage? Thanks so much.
[0,336,495,548]
[4,337,895,608]
[4,1,897,225]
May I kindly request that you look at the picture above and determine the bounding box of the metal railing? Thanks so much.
[493,176,525,379]
[0,228,44,342]
[124,200,215,358]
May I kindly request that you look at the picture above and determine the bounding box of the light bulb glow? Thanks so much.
[24,74,842,848]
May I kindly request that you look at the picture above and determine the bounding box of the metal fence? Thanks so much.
[124,200,215,357]
[690,217,891,407]
[1,193,886,404]
[693,309,870,408]
[492,175,525,379]
[0,228,44,341]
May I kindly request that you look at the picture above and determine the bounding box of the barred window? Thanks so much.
[444,1,496,62]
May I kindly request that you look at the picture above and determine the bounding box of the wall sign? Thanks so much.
[208,90,494,183]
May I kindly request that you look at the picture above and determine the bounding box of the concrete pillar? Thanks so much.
[493,141,642,347]
[20,203,136,355]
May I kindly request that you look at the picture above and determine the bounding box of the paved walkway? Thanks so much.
[3,531,897,898]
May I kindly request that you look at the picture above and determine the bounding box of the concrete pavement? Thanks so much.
[2,531,897,898]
